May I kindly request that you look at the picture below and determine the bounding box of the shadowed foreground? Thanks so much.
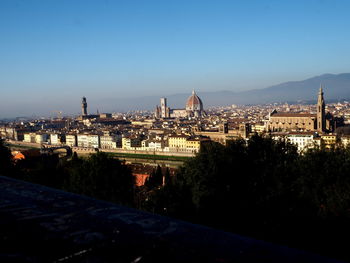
[0,176,342,263]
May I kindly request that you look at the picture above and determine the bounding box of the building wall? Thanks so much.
[148,140,164,150]
[87,135,100,148]
[77,135,89,148]
[100,135,119,149]
[35,134,49,144]
[24,133,36,143]
[186,140,201,153]
[287,134,315,153]
[122,137,141,149]
[0,127,17,140]
[251,124,265,134]
[66,135,77,147]
[341,136,350,147]
[193,131,230,145]
[321,134,337,149]
[268,115,316,132]
[168,136,188,150]
[170,109,187,118]
[50,134,60,145]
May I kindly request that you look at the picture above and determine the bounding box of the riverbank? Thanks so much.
[7,141,40,150]
[106,152,190,162]
[6,140,193,162]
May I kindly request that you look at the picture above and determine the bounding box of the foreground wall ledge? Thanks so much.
[0,176,343,263]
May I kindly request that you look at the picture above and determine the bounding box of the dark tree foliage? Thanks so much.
[138,165,165,213]
[63,152,135,206]
[164,167,171,186]
[24,154,64,188]
[4,135,350,261]
[166,136,300,233]
[145,165,163,188]
[145,135,350,262]
[4,147,135,206]
[0,139,13,176]
[336,125,350,135]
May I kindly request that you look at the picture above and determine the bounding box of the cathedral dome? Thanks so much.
[186,90,203,111]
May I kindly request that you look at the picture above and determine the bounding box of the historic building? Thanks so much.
[168,134,210,153]
[286,132,317,153]
[82,97,88,116]
[267,87,329,133]
[155,90,205,119]
[77,97,107,120]
[267,111,317,132]
[317,87,326,132]
[185,90,204,118]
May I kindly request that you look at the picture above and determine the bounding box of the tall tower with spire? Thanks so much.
[160,97,167,118]
[317,85,326,132]
[82,97,88,116]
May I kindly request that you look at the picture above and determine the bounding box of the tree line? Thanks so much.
[2,137,350,261]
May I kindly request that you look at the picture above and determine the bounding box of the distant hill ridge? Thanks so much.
[106,73,350,111]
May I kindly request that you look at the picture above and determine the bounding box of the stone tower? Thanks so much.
[317,86,325,133]
[82,97,88,116]
[160,98,167,118]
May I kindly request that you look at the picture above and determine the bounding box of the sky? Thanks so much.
[1,0,350,117]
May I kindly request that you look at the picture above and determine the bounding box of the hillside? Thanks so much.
[106,73,350,111]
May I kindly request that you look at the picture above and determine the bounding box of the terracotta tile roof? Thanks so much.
[271,112,316,118]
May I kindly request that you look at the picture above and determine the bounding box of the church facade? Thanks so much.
[155,90,205,119]
[267,87,327,133]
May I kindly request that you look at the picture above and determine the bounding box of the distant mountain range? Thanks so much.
[107,73,350,111]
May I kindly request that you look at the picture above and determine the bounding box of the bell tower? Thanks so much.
[82,97,88,116]
[317,85,325,133]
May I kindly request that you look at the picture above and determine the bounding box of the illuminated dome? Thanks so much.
[186,90,203,112]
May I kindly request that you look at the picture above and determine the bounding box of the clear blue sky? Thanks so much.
[1,0,350,117]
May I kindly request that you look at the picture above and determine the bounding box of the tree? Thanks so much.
[145,165,163,188]
[143,134,350,261]
[0,139,13,176]
[64,152,135,206]
[164,167,171,185]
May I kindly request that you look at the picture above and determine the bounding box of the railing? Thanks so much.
[0,176,342,263]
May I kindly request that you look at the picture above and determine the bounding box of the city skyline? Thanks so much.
[1,0,350,117]
[1,72,350,119]
[2,1,350,259]
[1,47,350,262]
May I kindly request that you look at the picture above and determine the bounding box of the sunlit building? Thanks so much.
[155,90,205,119]
[267,87,328,133]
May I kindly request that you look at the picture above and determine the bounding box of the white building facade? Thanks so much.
[287,133,316,153]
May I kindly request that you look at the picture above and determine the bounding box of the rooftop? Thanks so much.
[271,112,316,118]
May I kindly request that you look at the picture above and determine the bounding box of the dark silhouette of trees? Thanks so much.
[144,135,350,262]
[3,145,135,206]
[145,165,163,188]
[4,135,350,261]
[0,139,13,176]
[63,152,135,206]
[164,167,171,185]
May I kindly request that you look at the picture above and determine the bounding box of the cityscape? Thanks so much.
[2,1,350,262]
[1,87,350,158]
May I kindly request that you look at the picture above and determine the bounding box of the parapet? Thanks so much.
[0,176,342,262]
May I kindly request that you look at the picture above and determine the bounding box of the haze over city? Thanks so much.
[1,0,350,117]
